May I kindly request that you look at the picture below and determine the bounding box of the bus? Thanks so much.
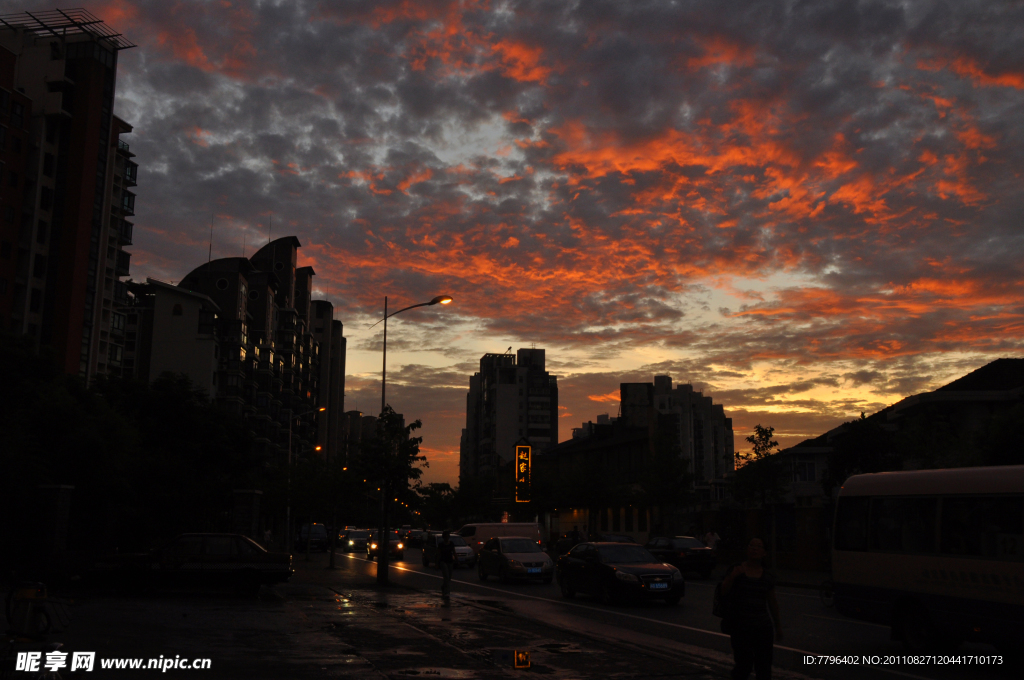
[831,465,1023,654]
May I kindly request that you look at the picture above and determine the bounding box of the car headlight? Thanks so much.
[370,543,377,549]
[507,559,522,568]
[348,540,354,545]
[397,543,403,550]
[615,571,639,582]
[672,569,683,581]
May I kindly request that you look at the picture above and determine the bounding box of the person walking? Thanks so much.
[704,528,721,555]
[438,530,456,600]
[720,537,783,680]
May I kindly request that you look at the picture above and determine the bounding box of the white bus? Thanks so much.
[831,465,1024,654]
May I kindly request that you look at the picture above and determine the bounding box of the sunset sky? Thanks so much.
[25,1,1023,484]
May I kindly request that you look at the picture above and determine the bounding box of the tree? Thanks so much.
[365,405,426,585]
[734,424,784,569]
[740,424,779,465]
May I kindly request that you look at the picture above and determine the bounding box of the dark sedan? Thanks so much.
[556,542,684,605]
[645,536,716,578]
[92,533,292,592]
[367,530,404,560]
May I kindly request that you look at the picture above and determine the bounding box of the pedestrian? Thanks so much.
[438,530,456,600]
[720,537,783,680]
[704,528,721,554]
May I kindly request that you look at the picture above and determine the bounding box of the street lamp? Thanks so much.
[286,406,326,556]
[369,294,453,585]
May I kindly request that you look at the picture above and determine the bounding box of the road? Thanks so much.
[318,547,1011,680]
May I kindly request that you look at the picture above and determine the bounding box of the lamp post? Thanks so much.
[286,406,326,556]
[370,294,452,585]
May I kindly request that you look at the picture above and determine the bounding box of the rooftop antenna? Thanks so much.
[505,346,512,354]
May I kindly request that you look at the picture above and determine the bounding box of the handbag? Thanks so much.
[713,566,739,634]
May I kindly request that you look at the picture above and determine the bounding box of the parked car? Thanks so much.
[93,533,293,592]
[556,542,683,605]
[422,534,475,568]
[477,536,553,583]
[295,524,329,551]
[593,533,638,543]
[367,530,404,560]
[644,536,716,578]
[342,529,370,553]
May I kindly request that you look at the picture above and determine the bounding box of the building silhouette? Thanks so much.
[459,348,558,497]
[0,10,137,380]
[122,237,346,465]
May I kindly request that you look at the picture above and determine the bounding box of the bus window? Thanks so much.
[834,497,869,551]
[941,496,1023,561]
[869,497,937,554]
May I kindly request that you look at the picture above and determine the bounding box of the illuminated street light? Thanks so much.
[368,294,453,585]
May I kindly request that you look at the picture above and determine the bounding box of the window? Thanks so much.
[624,508,633,532]
[10,135,20,154]
[3,206,14,224]
[216,278,229,290]
[36,221,47,244]
[638,508,647,532]
[869,497,937,554]
[10,102,23,128]
[794,459,815,482]
[111,313,125,332]
[46,118,57,144]
[164,536,203,556]
[40,187,53,210]
[29,288,41,312]
[1,241,12,259]
[172,303,183,316]
[33,254,46,278]
[941,496,1023,561]
[7,171,17,188]
[43,153,54,177]
[204,536,236,556]
[612,507,620,532]
[834,497,869,551]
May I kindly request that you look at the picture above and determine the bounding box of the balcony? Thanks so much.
[118,220,133,245]
[115,249,130,276]
[113,280,129,305]
[124,161,138,186]
[117,139,134,157]
[120,192,135,216]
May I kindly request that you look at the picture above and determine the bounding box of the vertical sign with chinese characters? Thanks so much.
[514,445,531,502]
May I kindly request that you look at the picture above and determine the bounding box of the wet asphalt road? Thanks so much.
[320,547,1011,680]
[20,548,1013,679]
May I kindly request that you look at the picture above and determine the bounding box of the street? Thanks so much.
[22,547,1014,680]
[317,547,1011,680]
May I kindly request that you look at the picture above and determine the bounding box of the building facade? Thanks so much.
[620,376,735,502]
[0,10,137,380]
[122,237,347,465]
[459,348,558,494]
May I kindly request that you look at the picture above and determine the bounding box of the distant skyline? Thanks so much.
[24,1,1023,485]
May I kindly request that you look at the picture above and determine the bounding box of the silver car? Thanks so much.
[477,536,554,583]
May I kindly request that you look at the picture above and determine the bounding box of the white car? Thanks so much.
[477,536,554,583]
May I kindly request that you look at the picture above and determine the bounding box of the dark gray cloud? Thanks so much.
[22,0,1022,482]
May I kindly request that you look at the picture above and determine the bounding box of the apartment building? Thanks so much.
[122,237,347,464]
[620,375,735,501]
[459,348,559,488]
[0,10,137,380]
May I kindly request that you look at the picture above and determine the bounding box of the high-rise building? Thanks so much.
[0,10,137,380]
[620,375,734,500]
[122,237,347,464]
[459,348,558,489]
